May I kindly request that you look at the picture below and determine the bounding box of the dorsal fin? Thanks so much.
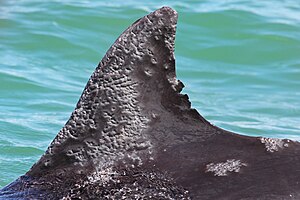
[27,6,207,177]
[3,6,300,200]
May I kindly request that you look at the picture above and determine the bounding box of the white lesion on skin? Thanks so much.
[260,137,290,153]
[205,159,247,176]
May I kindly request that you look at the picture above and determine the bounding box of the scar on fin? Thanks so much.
[205,159,247,176]
[260,137,290,153]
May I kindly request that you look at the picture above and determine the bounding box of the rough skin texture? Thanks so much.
[1,6,300,200]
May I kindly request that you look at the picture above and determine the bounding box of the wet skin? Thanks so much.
[1,7,300,200]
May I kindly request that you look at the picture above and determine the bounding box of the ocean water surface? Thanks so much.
[0,0,300,187]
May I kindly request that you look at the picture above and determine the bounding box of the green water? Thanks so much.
[0,0,300,187]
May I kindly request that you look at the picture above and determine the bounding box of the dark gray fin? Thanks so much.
[20,7,198,198]
[27,6,185,177]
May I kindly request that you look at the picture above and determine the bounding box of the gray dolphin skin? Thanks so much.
[1,6,300,200]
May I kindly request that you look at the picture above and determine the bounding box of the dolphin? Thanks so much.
[1,6,300,200]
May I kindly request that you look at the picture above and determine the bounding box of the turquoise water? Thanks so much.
[0,0,300,187]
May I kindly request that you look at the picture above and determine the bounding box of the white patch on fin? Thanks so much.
[260,137,289,153]
[86,167,118,185]
[205,159,247,176]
